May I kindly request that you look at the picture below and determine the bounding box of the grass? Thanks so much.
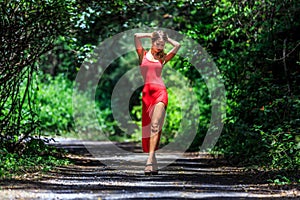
[0,138,71,180]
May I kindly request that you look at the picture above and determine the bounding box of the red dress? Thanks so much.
[140,52,168,152]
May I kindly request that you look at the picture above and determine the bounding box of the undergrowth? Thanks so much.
[0,138,70,179]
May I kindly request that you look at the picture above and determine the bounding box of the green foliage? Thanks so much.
[36,73,117,139]
[37,1,299,179]
[167,0,299,182]
[37,74,74,134]
[2,0,299,183]
[0,138,70,179]
[192,0,300,177]
[271,175,293,185]
[0,0,75,153]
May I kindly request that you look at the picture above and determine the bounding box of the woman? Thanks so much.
[134,30,180,175]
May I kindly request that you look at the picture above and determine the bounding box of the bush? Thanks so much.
[0,138,70,179]
[36,73,117,139]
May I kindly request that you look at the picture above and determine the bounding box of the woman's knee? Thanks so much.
[151,121,160,134]
[156,102,166,110]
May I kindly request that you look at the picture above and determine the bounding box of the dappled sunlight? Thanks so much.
[1,140,298,199]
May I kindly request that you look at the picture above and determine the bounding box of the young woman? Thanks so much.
[134,30,180,175]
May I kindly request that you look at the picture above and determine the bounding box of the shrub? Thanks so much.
[36,73,117,139]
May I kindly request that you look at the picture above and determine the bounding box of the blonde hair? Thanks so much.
[151,30,168,61]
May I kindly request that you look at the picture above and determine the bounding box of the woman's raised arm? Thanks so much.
[134,33,152,64]
[164,37,181,64]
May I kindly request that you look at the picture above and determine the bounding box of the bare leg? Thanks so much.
[145,102,166,173]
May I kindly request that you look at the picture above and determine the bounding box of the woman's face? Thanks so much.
[152,39,165,53]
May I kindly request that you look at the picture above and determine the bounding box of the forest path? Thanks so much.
[0,138,299,199]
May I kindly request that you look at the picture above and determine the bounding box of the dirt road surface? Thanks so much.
[0,138,299,199]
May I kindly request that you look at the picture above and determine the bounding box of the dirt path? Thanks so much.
[0,138,299,199]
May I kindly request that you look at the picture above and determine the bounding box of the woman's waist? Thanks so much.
[143,77,164,84]
[143,81,166,87]
[143,82,166,90]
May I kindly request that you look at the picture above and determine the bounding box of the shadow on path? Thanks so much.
[0,139,299,200]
